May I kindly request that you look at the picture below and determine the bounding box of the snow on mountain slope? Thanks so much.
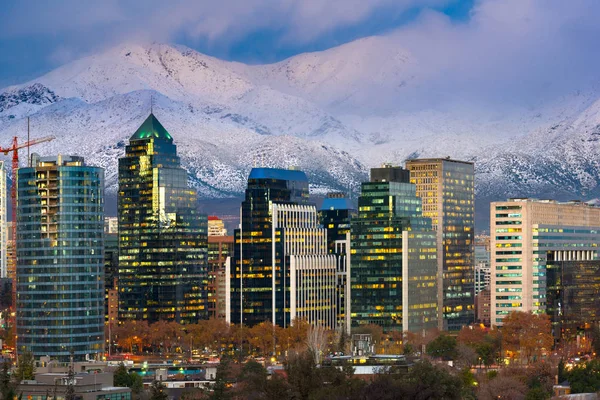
[2,39,600,222]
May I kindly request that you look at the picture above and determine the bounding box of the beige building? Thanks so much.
[490,199,600,326]
[406,158,475,331]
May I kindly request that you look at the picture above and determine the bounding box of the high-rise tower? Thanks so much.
[118,113,207,323]
[16,155,104,361]
[351,165,438,333]
[228,168,340,329]
[405,158,475,331]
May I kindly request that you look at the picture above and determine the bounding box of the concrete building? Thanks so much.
[17,369,130,400]
[16,155,104,362]
[406,158,475,331]
[490,199,600,327]
[208,216,228,236]
[208,234,233,319]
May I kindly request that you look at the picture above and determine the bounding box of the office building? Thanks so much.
[208,216,227,236]
[16,155,104,361]
[318,192,356,254]
[208,234,233,319]
[490,199,600,327]
[406,158,475,331]
[118,113,207,323]
[546,259,600,340]
[351,165,438,333]
[227,168,341,329]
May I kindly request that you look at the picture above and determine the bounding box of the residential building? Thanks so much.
[227,168,342,329]
[16,155,104,361]
[118,113,208,323]
[350,165,438,333]
[490,199,600,327]
[405,158,475,331]
[476,289,491,326]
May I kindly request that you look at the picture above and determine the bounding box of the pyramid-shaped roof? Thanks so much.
[130,113,173,141]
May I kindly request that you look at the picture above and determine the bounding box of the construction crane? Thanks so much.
[0,134,55,240]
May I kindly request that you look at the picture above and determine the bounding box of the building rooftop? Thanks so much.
[319,197,356,211]
[405,157,474,165]
[248,167,308,182]
[130,113,173,141]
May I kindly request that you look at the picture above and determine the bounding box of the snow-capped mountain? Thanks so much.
[2,39,600,228]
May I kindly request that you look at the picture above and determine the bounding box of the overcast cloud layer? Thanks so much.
[1,0,600,107]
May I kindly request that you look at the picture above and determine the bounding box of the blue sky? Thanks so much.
[0,0,474,87]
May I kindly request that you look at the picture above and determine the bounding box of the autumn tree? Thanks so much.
[149,320,182,353]
[502,311,553,364]
[248,321,276,357]
[114,320,150,353]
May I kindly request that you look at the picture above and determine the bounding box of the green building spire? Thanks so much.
[130,113,173,141]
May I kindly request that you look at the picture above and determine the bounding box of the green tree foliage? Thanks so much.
[0,360,15,400]
[365,360,463,400]
[64,365,75,400]
[426,335,458,360]
[13,351,35,383]
[113,363,143,394]
[149,380,168,400]
[563,359,600,394]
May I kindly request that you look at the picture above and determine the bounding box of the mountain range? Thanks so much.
[2,39,600,229]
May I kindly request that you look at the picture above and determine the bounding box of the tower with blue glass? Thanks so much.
[16,155,104,362]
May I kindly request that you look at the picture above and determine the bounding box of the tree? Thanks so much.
[426,334,457,360]
[210,356,233,400]
[113,363,143,394]
[13,351,35,383]
[0,360,15,400]
[248,321,276,357]
[563,359,600,394]
[306,325,329,365]
[365,360,463,400]
[233,360,268,400]
[502,312,553,364]
[286,351,319,400]
[477,375,528,400]
[149,380,168,400]
[64,363,76,400]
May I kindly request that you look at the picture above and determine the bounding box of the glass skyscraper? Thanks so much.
[118,113,207,324]
[351,166,438,333]
[405,158,475,331]
[318,192,356,254]
[16,155,104,362]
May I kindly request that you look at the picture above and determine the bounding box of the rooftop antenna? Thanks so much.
[27,117,30,167]
[150,94,154,114]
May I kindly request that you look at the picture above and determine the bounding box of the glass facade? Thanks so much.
[118,113,207,323]
[546,259,600,340]
[406,159,475,331]
[351,168,438,332]
[318,194,356,254]
[16,155,104,361]
[230,168,310,327]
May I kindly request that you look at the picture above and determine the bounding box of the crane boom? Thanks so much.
[0,135,55,154]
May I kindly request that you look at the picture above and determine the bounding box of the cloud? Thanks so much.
[385,0,600,108]
[1,0,599,111]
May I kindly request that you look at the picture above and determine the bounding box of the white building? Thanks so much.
[490,199,600,326]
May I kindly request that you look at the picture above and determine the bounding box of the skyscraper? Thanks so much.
[490,198,600,330]
[405,158,475,331]
[118,113,207,323]
[351,165,438,333]
[16,155,104,361]
[318,192,356,254]
[228,168,340,329]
